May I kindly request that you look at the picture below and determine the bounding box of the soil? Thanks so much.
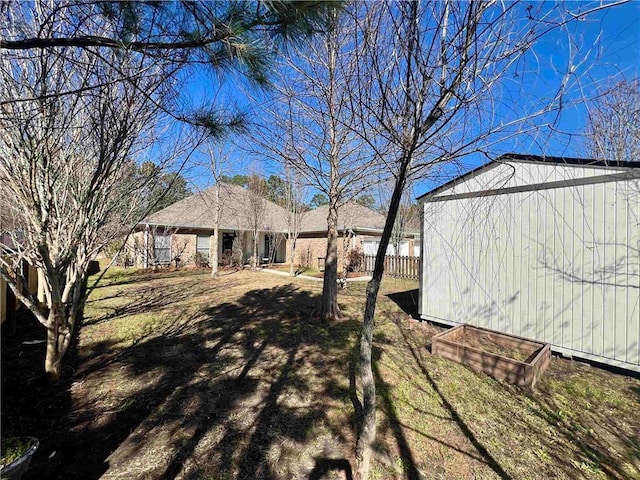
[451,328,537,362]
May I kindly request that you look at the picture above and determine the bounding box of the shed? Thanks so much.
[417,154,640,372]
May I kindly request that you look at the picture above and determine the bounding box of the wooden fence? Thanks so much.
[361,254,419,280]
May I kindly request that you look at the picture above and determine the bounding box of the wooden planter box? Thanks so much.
[432,324,551,387]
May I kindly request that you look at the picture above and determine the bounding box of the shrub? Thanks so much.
[194,251,209,268]
[231,238,244,267]
[346,247,363,273]
[221,250,232,267]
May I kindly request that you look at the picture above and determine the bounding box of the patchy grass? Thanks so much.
[5,268,639,480]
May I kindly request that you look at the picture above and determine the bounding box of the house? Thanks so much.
[296,202,420,269]
[133,183,288,267]
[417,153,640,372]
[133,183,419,270]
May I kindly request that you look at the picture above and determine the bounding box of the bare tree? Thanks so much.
[254,6,384,320]
[283,166,309,277]
[246,174,268,270]
[348,1,619,477]
[586,77,640,163]
[202,144,236,277]
[0,17,191,377]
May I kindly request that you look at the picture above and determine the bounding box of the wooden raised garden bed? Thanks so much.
[432,324,551,387]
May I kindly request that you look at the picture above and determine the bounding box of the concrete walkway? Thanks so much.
[259,268,371,283]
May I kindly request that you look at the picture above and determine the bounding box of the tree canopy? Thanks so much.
[309,193,329,209]
[137,162,192,215]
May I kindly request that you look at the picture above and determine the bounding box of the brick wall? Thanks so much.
[291,237,327,269]
[291,234,359,271]
[172,233,196,266]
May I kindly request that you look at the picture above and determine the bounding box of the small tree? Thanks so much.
[586,77,640,163]
[348,2,619,477]
[0,26,187,378]
[202,144,235,277]
[246,174,267,269]
[254,5,384,319]
[283,168,309,277]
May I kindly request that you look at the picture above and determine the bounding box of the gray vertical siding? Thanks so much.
[420,162,640,371]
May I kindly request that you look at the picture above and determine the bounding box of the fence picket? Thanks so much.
[361,254,419,280]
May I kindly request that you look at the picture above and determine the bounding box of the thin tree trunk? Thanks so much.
[210,226,219,277]
[289,239,295,276]
[211,186,220,277]
[37,269,46,305]
[355,277,378,480]
[356,158,409,479]
[320,201,341,320]
[252,234,258,270]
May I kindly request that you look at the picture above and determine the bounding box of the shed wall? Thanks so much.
[420,164,639,371]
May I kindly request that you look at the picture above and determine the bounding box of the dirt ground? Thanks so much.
[2,267,639,479]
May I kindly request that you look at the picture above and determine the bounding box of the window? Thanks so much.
[196,234,210,260]
[153,233,171,265]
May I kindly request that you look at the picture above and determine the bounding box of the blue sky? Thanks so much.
[176,1,640,202]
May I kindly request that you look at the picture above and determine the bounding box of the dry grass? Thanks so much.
[64,267,640,479]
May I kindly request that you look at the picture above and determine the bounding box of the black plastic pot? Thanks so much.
[0,437,39,480]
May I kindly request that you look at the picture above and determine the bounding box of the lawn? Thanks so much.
[2,267,639,479]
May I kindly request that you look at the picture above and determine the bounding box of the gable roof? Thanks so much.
[300,202,394,234]
[142,182,289,232]
[417,153,640,202]
[142,185,419,236]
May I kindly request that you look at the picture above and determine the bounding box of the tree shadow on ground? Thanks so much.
[11,278,361,479]
[508,365,640,478]
[372,345,423,480]
[308,458,353,480]
[385,311,640,479]
[386,289,420,319]
[383,314,511,479]
[1,309,77,475]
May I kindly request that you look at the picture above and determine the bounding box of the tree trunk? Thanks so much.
[355,277,379,480]
[37,269,46,305]
[211,187,220,277]
[252,234,258,270]
[44,302,70,379]
[356,157,409,479]
[289,238,296,277]
[320,201,341,320]
[211,227,219,277]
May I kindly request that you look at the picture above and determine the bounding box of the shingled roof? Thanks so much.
[142,186,418,236]
[142,183,289,232]
[300,202,389,233]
